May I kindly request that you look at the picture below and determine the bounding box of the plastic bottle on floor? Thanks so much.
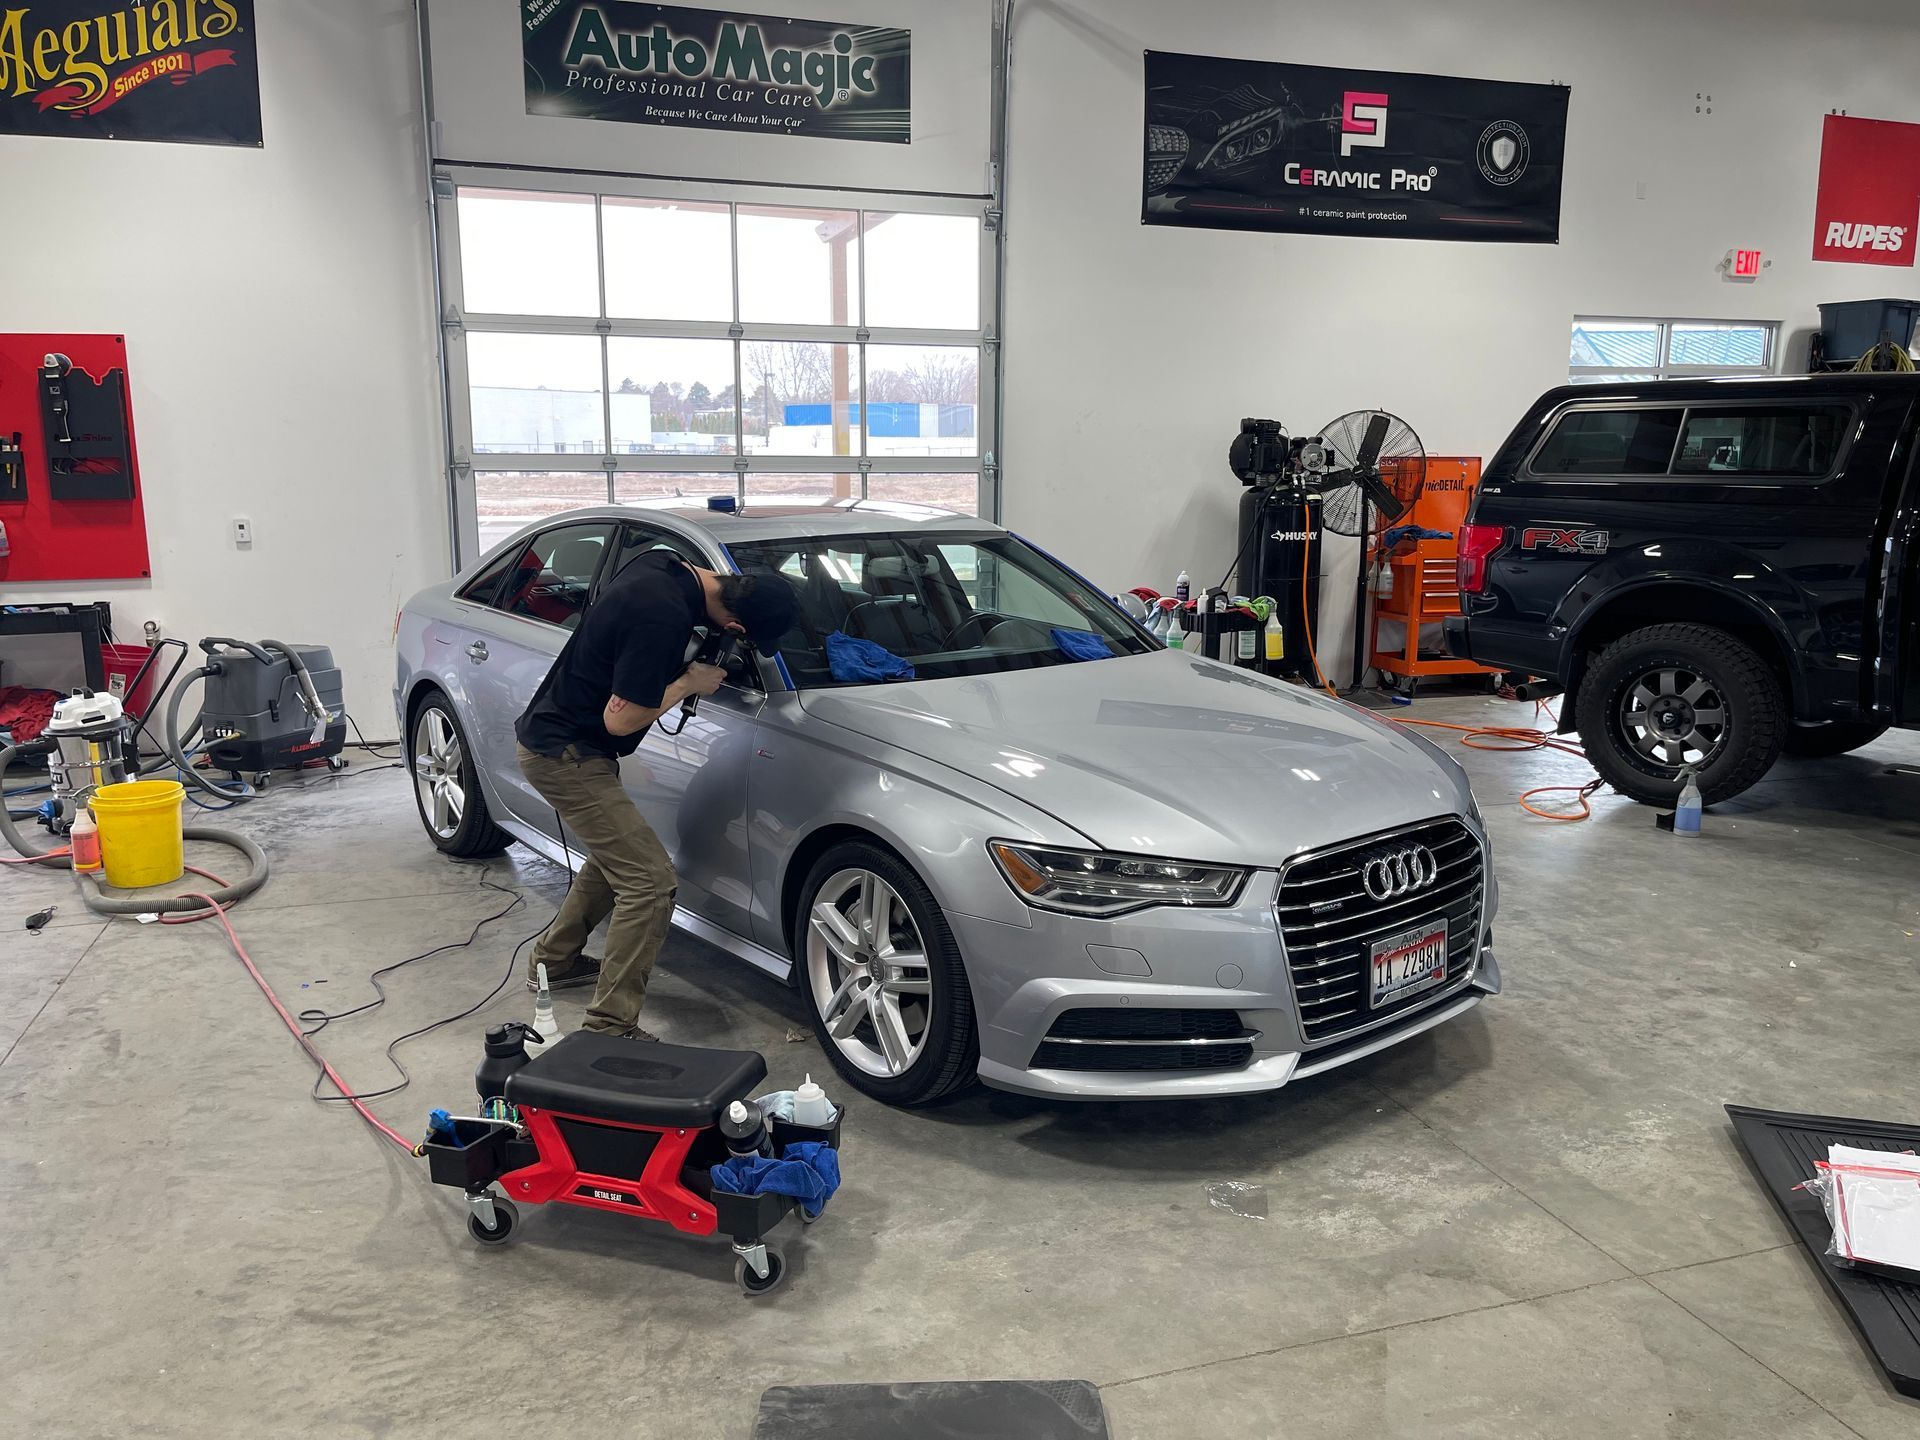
[70,807,102,873]
[1675,768,1702,837]
[524,963,561,1057]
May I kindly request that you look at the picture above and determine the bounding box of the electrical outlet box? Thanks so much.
[232,517,253,548]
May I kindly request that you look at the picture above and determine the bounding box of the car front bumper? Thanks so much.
[950,861,1500,1100]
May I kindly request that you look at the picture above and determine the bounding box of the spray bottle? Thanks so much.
[524,962,561,1058]
[1264,612,1286,664]
[1163,599,1186,650]
[1674,767,1702,837]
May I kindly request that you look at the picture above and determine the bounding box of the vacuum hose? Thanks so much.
[164,664,251,802]
[0,738,270,914]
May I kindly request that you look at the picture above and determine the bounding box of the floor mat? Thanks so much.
[1727,1103,1920,1398]
[754,1380,1109,1438]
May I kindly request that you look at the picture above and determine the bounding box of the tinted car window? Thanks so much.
[1533,408,1682,475]
[456,547,519,607]
[602,522,703,592]
[728,532,1151,688]
[495,523,612,630]
[1672,405,1850,477]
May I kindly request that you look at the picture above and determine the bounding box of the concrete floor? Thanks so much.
[5,693,1920,1438]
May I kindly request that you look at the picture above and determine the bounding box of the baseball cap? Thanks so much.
[728,571,798,655]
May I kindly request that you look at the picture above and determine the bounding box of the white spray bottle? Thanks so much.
[526,962,562,1057]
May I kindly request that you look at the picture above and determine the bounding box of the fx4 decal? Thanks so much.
[1521,526,1610,555]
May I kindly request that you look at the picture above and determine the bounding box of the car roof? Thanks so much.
[1536,372,1920,406]
[535,496,996,546]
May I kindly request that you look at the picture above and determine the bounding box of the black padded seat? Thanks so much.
[506,1032,767,1129]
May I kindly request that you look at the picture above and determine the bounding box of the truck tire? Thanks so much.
[1575,623,1786,806]
[1783,720,1889,758]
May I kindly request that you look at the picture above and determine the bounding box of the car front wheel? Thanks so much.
[409,693,513,857]
[1575,623,1786,806]
[795,841,977,1106]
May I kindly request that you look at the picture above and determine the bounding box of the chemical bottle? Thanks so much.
[1264,614,1286,662]
[1164,601,1186,650]
[793,1074,835,1127]
[69,807,102,873]
[475,1022,540,1105]
[1174,570,1191,603]
[1675,768,1702,837]
[719,1098,771,1158]
[524,963,561,1058]
[1236,617,1258,663]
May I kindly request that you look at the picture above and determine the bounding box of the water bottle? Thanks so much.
[1675,768,1702,837]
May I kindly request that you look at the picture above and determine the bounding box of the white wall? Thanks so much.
[0,0,445,739]
[425,0,991,194]
[999,0,1920,680]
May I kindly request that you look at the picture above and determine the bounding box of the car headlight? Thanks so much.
[989,841,1246,918]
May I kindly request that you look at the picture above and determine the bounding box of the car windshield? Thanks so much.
[727,532,1154,687]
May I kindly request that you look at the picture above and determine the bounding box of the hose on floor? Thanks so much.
[0,739,272,911]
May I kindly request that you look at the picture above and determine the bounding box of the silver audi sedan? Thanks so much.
[394,498,1501,1105]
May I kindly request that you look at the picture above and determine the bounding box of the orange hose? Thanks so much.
[1388,715,1604,822]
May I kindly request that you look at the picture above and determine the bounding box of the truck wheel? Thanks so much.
[1783,720,1889,758]
[1575,624,1786,806]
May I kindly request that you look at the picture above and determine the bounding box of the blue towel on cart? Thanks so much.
[1051,627,1114,662]
[711,1142,842,1219]
[825,631,915,683]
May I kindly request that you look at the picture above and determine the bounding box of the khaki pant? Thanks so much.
[517,743,676,1034]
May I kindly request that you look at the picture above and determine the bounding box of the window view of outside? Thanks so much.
[1569,317,1777,384]
[450,185,988,559]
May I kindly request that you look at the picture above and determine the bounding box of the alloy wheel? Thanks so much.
[412,706,467,840]
[1617,666,1728,773]
[805,868,934,1078]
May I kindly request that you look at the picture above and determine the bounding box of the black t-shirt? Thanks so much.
[515,551,704,758]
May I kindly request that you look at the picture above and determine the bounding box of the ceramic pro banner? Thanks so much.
[1145,52,1568,243]
[0,0,260,147]
[523,1,910,144]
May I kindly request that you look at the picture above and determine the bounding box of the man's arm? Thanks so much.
[602,663,728,736]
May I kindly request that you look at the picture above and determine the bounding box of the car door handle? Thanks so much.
[467,641,489,663]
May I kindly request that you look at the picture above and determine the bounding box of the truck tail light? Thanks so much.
[1457,523,1505,595]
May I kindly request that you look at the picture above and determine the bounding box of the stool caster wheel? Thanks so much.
[734,1243,786,1297]
[468,1194,518,1246]
[797,1206,822,1226]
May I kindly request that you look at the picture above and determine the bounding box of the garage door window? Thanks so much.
[438,175,995,564]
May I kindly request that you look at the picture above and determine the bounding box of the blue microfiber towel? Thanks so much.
[1051,627,1114,662]
[711,1141,842,1219]
[825,630,915,683]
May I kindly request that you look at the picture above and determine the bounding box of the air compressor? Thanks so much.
[1231,419,1325,680]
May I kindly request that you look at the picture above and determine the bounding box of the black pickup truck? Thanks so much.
[1445,373,1920,805]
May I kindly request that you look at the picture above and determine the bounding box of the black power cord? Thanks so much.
[298,863,538,1107]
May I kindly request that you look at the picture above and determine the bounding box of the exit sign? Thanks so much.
[1731,248,1764,278]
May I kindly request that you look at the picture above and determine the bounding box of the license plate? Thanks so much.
[1370,920,1448,1007]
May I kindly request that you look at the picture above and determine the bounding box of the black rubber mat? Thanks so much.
[1726,1104,1920,1398]
[754,1380,1109,1438]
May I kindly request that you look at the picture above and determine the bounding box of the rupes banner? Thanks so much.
[0,0,260,147]
[523,1,910,145]
[1145,52,1568,243]
[1811,114,1920,268]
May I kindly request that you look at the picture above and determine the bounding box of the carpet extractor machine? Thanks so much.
[421,1025,844,1297]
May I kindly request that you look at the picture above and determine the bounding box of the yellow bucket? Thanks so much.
[91,779,186,889]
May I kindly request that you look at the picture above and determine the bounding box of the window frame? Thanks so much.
[435,167,999,569]
[1569,315,1781,385]
[490,520,618,631]
[1522,399,1860,485]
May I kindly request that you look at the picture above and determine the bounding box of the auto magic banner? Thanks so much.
[523,1,910,144]
[0,0,260,146]
[1145,52,1568,243]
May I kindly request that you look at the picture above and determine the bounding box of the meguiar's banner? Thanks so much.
[1145,51,1568,243]
[523,1,911,144]
[0,0,260,147]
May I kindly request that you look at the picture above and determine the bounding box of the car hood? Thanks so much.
[797,651,1471,866]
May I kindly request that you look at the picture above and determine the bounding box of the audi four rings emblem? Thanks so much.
[1361,845,1439,901]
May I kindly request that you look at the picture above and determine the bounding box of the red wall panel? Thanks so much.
[0,333,152,583]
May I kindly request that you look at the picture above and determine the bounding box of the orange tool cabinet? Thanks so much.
[1369,457,1500,681]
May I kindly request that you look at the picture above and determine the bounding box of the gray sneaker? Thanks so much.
[527,955,602,993]
[613,1025,660,1043]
